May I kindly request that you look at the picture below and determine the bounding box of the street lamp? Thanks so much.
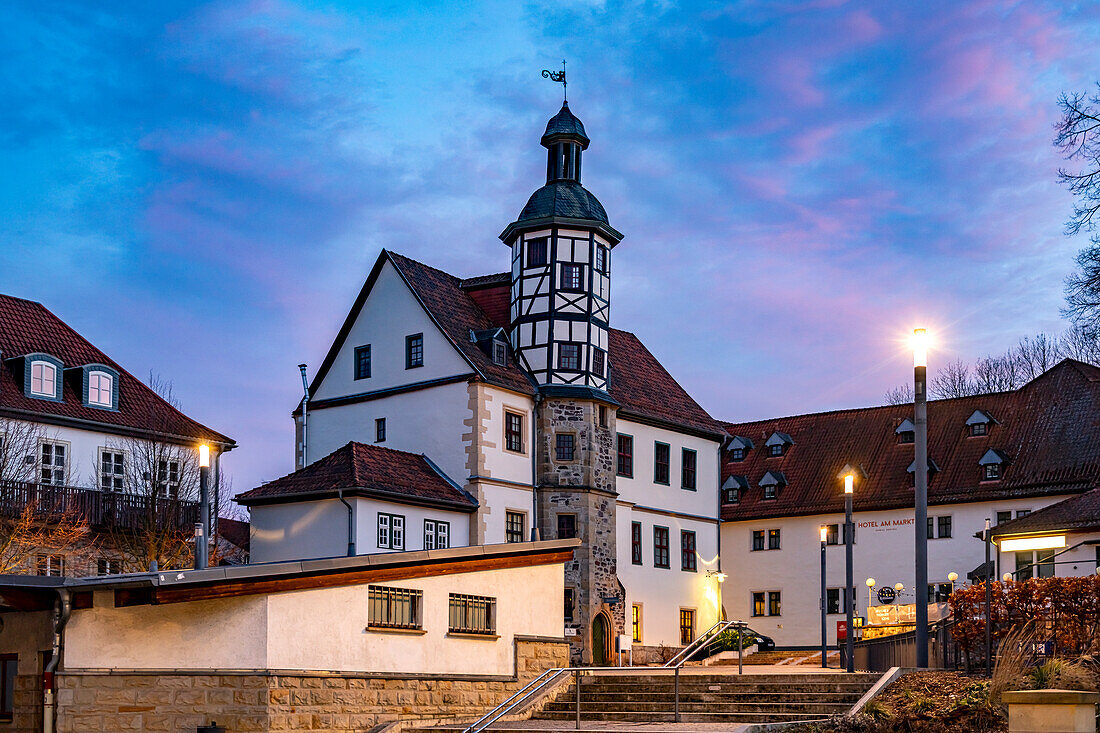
[820,525,828,668]
[912,327,930,667]
[984,518,992,676]
[195,444,211,570]
[1002,573,1012,582]
[866,577,876,609]
[844,473,855,673]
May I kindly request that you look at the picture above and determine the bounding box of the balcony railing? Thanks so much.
[0,480,200,532]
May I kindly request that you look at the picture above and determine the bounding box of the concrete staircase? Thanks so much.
[531,671,882,724]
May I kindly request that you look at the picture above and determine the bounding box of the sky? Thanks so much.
[2,0,1099,493]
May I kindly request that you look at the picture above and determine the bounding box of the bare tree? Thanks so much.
[1014,333,1061,380]
[972,354,1023,393]
[1059,324,1100,365]
[929,359,973,399]
[1056,84,1100,336]
[883,384,913,405]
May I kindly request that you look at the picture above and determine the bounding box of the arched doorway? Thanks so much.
[591,612,611,666]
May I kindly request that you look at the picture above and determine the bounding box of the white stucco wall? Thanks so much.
[995,528,1100,578]
[61,560,565,676]
[249,498,351,563]
[477,386,536,486]
[481,483,537,545]
[614,419,721,518]
[355,496,471,553]
[721,495,1074,647]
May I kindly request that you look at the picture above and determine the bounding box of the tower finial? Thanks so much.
[541,59,567,103]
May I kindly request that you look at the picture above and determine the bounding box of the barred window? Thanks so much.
[448,593,496,635]
[368,585,423,630]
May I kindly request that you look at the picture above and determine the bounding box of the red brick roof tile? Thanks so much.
[0,294,233,446]
[722,359,1100,521]
[236,441,476,510]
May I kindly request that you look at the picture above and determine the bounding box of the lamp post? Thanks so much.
[984,518,992,676]
[912,328,930,668]
[195,444,211,570]
[844,473,855,673]
[866,577,876,609]
[820,525,828,668]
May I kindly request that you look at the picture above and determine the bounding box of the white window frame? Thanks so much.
[88,370,113,407]
[378,513,405,550]
[424,519,450,550]
[30,361,57,398]
[99,448,126,492]
[39,440,69,486]
[158,459,181,497]
[36,553,64,577]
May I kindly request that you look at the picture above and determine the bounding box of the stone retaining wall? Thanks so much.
[53,637,569,732]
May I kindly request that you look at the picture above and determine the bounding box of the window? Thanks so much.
[927,517,934,539]
[996,511,1012,526]
[595,245,607,274]
[653,526,670,568]
[99,450,125,492]
[598,405,608,428]
[632,604,642,643]
[898,430,914,444]
[592,347,605,377]
[368,585,423,630]
[36,554,63,577]
[938,516,952,539]
[0,654,16,724]
[560,263,584,292]
[654,442,670,484]
[375,418,386,443]
[681,530,697,571]
[826,588,846,615]
[564,588,575,622]
[30,361,57,398]
[631,522,642,564]
[679,609,696,646]
[354,345,371,380]
[769,444,783,457]
[493,341,508,366]
[1014,551,1053,581]
[505,511,525,543]
[752,592,766,617]
[557,514,577,540]
[970,422,987,437]
[768,528,781,550]
[527,237,548,267]
[40,442,66,485]
[763,484,777,500]
[555,434,575,461]
[405,333,424,369]
[681,449,697,490]
[751,530,765,551]
[617,434,633,477]
[983,463,1000,481]
[377,513,405,550]
[730,448,746,461]
[1016,509,1031,518]
[724,487,739,504]
[505,411,524,453]
[158,459,181,497]
[768,591,782,616]
[424,520,450,550]
[448,593,496,635]
[826,524,840,545]
[97,558,122,575]
[558,343,580,370]
[88,371,113,407]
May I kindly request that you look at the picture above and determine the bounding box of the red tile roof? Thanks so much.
[0,294,233,446]
[461,273,511,328]
[990,487,1100,538]
[217,517,251,552]
[235,441,476,510]
[722,360,1100,521]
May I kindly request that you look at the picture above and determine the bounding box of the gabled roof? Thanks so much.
[722,359,1100,522]
[305,251,723,439]
[990,487,1100,538]
[236,441,475,511]
[0,294,233,447]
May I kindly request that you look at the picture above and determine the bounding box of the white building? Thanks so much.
[990,486,1100,579]
[241,102,727,663]
[0,293,234,576]
[720,359,1100,648]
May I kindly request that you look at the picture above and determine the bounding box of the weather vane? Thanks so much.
[542,59,567,103]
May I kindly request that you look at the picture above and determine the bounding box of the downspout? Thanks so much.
[298,364,309,469]
[717,435,726,619]
[530,393,542,541]
[43,588,72,733]
[338,488,355,556]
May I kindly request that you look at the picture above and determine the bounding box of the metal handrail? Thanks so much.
[662,618,739,667]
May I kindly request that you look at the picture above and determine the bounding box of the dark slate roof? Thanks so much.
[218,517,250,552]
[721,359,1100,522]
[517,181,609,225]
[0,294,233,446]
[990,487,1100,538]
[541,103,589,147]
[236,441,476,511]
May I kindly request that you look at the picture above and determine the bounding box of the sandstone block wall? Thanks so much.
[52,637,568,733]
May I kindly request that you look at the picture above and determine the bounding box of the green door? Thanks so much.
[592,614,608,666]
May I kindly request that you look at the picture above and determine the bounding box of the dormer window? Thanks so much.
[759,471,787,500]
[722,475,748,504]
[979,449,1008,482]
[492,340,508,366]
[966,410,996,437]
[895,418,915,445]
[88,371,113,407]
[764,432,793,458]
[30,361,57,398]
[728,436,753,462]
[907,458,941,486]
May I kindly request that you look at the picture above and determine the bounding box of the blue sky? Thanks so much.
[2,1,1098,492]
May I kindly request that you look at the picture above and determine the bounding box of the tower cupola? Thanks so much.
[542,103,589,184]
